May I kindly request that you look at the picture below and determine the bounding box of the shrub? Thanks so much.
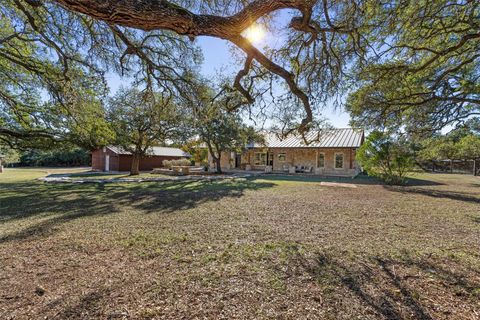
[357,131,414,185]
[162,160,172,169]
[173,158,191,167]
[162,158,190,169]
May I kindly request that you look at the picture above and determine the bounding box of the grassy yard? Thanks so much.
[1,168,479,319]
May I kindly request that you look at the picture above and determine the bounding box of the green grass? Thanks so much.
[1,168,479,319]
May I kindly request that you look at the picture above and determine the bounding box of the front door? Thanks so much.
[235,154,242,168]
[105,155,110,172]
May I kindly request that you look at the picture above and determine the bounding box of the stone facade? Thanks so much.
[241,147,360,176]
[207,147,361,177]
[208,151,235,171]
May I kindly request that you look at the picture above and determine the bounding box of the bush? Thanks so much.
[162,159,172,169]
[162,158,190,169]
[357,131,414,185]
[174,158,191,167]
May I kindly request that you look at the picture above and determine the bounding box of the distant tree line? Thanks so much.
[17,149,90,167]
[414,119,480,175]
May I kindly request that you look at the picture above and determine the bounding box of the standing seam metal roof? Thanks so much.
[249,128,364,148]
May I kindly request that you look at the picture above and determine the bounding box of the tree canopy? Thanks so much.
[108,87,188,174]
[346,1,479,133]
[357,131,414,185]
[1,0,478,146]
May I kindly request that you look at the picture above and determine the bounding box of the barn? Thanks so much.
[91,146,191,172]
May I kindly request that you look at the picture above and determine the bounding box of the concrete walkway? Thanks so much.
[40,171,264,184]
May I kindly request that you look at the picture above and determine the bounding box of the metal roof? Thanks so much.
[249,128,364,148]
[107,146,191,157]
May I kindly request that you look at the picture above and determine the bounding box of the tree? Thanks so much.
[181,140,208,166]
[458,135,480,176]
[2,1,478,142]
[417,135,463,173]
[108,88,187,175]
[357,131,415,185]
[1,0,198,146]
[196,107,260,174]
[0,145,20,166]
[346,2,479,134]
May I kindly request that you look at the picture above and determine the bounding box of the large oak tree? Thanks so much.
[1,0,478,145]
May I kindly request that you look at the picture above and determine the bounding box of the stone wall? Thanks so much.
[243,147,359,176]
[208,151,234,170]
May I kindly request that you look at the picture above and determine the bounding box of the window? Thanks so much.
[278,153,286,162]
[254,152,267,166]
[334,153,344,169]
[317,153,325,168]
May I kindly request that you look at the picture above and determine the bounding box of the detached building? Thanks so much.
[91,146,191,172]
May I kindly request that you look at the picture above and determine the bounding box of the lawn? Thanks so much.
[1,168,479,319]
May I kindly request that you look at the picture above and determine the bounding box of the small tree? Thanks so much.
[182,140,208,166]
[0,146,20,166]
[196,107,260,174]
[357,131,415,185]
[108,88,185,175]
[458,135,480,176]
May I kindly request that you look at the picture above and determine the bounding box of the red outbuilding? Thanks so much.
[91,146,191,172]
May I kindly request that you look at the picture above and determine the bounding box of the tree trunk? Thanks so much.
[215,154,222,174]
[131,153,140,175]
[450,159,453,173]
[474,159,477,176]
[432,160,435,172]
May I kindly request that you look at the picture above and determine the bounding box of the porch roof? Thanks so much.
[249,128,364,148]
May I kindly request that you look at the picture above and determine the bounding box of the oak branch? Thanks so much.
[52,0,325,132]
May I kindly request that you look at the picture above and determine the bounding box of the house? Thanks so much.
[91,146,191,172]
[211,128,364,177]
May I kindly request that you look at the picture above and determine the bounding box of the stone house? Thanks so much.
[211,128,364,177]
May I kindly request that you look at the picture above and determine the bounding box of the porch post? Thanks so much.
[350,149,353,169]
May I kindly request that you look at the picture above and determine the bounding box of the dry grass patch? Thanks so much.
[0,169,479,319]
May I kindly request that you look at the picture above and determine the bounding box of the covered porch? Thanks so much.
[216,147,361,177]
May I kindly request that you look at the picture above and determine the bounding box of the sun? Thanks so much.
[243,24,265,44]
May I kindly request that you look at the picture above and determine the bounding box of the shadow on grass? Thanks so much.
[386,186,480,204]
[0,178,274,243]
[471,216,480,224]
[53,290,108,319]
[259,174,381,185]
[123,178,275,213]
[260,174,443,187]
[292,250,477,319]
